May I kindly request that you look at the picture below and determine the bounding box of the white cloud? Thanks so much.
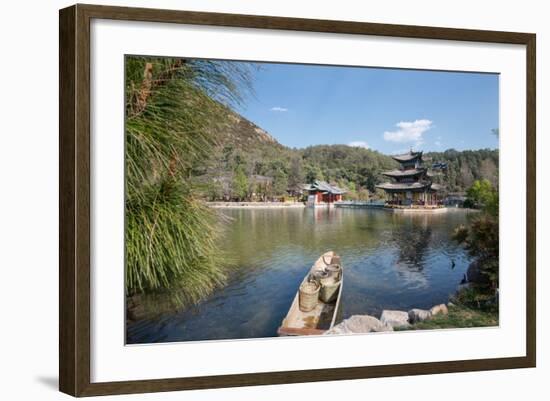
[434,141,442,147]
[348,141,370,149]
[383,119,433,144]
[270,106,288,112]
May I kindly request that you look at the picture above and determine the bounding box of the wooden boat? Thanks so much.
[277,251,343,336]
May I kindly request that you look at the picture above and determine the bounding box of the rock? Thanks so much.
[430,304,449,316]
[408,308,432,323]
[380,310,410,328]
[325,315,393,335]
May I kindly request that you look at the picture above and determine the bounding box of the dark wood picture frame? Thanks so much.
[59,3,536,397]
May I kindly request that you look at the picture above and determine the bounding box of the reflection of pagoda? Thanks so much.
[395,222,432,269]
[377,150,444,211]
[391,220,433,288]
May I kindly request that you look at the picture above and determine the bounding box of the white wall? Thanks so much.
[0,0,546,400]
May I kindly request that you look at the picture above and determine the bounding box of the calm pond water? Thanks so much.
[127,207,476,344]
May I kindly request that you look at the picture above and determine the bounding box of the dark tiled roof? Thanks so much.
[376,182,430,191]
[377,181,442,192]
[306,180,346,195]
[382,168,426,178]
[391,150,423,162]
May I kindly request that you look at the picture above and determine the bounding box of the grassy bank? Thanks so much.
[397,303,498,331]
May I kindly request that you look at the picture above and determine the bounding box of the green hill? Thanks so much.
[196,108,499,200]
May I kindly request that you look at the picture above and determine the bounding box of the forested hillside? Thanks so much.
[197,109,499,201]
[426,149,499,193]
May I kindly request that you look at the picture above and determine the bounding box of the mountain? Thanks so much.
[216,111,286,152]
[201,108,499,199]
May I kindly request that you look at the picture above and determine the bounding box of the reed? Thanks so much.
[125,56,253,306]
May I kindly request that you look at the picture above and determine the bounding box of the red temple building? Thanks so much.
[305,181,345,207]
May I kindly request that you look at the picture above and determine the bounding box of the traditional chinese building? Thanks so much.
[305,181,346,207]
[376,150,443,210]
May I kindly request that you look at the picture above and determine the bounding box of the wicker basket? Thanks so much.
[299,281,320,312]
[331,255,342,265]
[319,276,341,303]
[319,274,335,286]
[309,269,329,284]
[326,264,342,280]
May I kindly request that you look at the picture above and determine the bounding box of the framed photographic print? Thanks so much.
[59,4,536,397]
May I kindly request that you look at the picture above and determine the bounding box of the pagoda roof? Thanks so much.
[382,168,426,178]
[305,180,346,195]
[376,182,430,191]
[391,150,423,163]
[376,181,442,192]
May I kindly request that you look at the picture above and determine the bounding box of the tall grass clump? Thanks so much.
[125,56,253,307]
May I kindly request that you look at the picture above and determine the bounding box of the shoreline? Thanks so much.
[207,201,306,209]
[206,201,482,213]
[207,201,481,213]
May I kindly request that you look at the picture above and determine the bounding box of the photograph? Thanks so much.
[124,55,500,344]
[0,0,542,398]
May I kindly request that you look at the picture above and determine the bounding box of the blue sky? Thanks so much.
[231,62,499,154]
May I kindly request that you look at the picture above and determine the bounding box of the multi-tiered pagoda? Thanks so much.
[377,150,444,211]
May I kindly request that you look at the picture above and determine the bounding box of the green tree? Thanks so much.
[359,167,380,192]
[207,179,224,201]
[305,165,324,183]
[466,179,498,213]
[359,188,371,201]
[272,170,289,197]
[453,215,499,294]
[453,178,499,308]
[231,166,249,201]
[288,157,304,190]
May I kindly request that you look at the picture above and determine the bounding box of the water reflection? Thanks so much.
[127,208,475,344]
